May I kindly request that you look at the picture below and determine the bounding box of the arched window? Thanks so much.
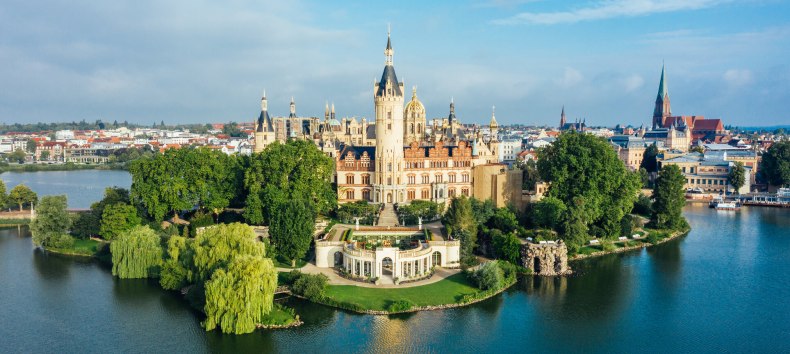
[346,190,354,200]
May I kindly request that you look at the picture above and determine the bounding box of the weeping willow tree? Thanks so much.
[203,255,277,334]
[159,235,192,290]
[190,223,264,283]
[111,225,163,279]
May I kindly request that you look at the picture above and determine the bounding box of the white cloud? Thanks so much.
[557,67,583,88]
[622,74,644,92]
[493,0,729,25]
[723,69,753,86]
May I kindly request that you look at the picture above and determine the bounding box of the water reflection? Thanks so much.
[32,248,70,280]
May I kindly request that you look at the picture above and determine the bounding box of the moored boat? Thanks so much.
[715,201,741,211]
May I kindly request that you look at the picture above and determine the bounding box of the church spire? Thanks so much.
[653,63,672,129]
[560,105,566,128]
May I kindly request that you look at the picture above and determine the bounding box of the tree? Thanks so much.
[532,196,567,230]
[396,200,441,225]
[73,187,131,239]
[30,195,71,247]
[689,145,704,154]
[190,223,264,284]
[243,140,336,223]
[268,199,315,267]
[469,197,496,225]
[454,229,477,267]
[110,225,163,279]
[0,180,7,210]
[100,203,142,240]
[640,143,659,173]
[9,184,37,211]
[487,207,519,234]
[492,231,521,264]
[639,167,650,188]
[761,141,790,187]
[203,255,277,334]
[39,150,50,161]
[26,139,36,153]
[538,131,641,241]
[728,161,746,194]
[442,196,477,238]
[472,261,504,290]
[651,165,687,230]
[9,149,26,163]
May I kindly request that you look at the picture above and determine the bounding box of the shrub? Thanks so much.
[397,200,442,225]
[647,232,659,245]
[291,273,329,300]
[51,234,75,249]
[633,194,653,216]
[386,300,414,312]
[472,261,504,290]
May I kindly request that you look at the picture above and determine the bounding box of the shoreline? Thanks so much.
[291,275,519,315]
[570,227,691,262]
[0,163,127,174]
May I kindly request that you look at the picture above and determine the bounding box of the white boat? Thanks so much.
[715,201,741,211]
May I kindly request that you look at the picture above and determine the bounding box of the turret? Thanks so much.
[489,105,499,142]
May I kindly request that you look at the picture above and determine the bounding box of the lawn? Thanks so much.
[259,304,299,326]
[323,273,480,311]
[273,258,308,269]
[47,238,103,256]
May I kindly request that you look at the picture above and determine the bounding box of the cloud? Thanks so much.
[556,67,583,88]
[493,0,729,25]
[622,74,645,92]
[723,69,753,86]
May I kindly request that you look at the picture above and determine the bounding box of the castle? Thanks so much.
[253,31,522,209]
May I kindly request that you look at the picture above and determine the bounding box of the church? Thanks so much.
[253,32,522,209]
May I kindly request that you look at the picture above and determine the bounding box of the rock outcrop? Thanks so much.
[521,241,571,276]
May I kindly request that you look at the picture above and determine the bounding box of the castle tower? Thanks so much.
[489,105,499,142]
[289,96,296,118]
[253,91,275,153]
[560,106,566,129]
[404,86,426,144]
[653,64,671,129]
[373,29,405,204]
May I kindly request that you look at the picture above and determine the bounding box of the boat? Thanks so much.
[709,195,724,208]
[715,201,741,211]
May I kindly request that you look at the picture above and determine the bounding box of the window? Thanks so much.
[387,163,392,172]
[461,188,469,196]
[362,189,371,200]
[408,175,415,184]
[421,189,430,199]
[387,177,392,185]
[346,190,354,199]
[462,174,469,182]
[362,174,370,184]
[435,174,443,183]
[449,188,456,197]
[407,190,415,200]
[422,174,429,184]
[346,175,354,184]
[449,173,456,183]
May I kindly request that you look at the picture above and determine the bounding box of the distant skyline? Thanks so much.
[1,0,789,127]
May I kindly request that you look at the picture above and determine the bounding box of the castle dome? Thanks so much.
[404,87,425,114]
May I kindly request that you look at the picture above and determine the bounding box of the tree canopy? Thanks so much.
[110,225,163,279]
[640,144,660,173]
[203,255,277,335]
[30,195,71,247]
[651,165,687,230]
[243,140,335,224]
[760,141,790,187]
[0,180,7,209]
[268,199,315,267]
[9,184,37,211]
[100,203,142,240]
[129,147,239,221]
[537,131,641,249]
[72,187,130,239]
[190,223,264,284]
[728,162,746,194]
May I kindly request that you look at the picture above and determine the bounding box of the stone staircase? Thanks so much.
[377,204,399,227]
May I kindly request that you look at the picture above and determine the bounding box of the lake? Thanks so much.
[1,171,789,353]
[1,169,131,209]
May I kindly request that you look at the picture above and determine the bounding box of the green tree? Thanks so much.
[30,195,71,247]
[538,131,641,241]
[268,199,315,267]
[469,197,496,225]
[472,261,504,290]
[26,139,36,153]
[689,145,704,154]
[0,180,7,210]
[454,228,477,267]
[291,273,329,300]
[39,150,50,161]
[9,149,26,163]
[9,184,37,211]
[243,140,335,223]
[73,187,131,239]
[639,167,650,188]
[100,203,142,240]
[396,200,441,225]
[760,141,790,187]
[487,207,519,234]
[651,165,687,230]
[190,223,264,284]
[442,196,477,238]
[160,236,191,290]
[532,196,567,229]
[728,161,746,194]
[640,143,660,173]
[110,225,163,279]
[491,231,521,264]
[203,255,277,334]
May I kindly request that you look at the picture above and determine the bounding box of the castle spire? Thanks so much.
[385,27,393,66]
[289,96,296,118]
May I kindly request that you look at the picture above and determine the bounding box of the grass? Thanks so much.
[323,273,481,311]
[0,218,30,225]
[47,238,103,256]
[259,304,299,326]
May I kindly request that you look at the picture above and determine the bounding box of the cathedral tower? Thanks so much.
[253,91,274,153]
[560,106,566,129]
[373,30,405,204]
[653,64,671,129]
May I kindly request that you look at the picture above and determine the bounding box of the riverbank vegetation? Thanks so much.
[0,162,127,174]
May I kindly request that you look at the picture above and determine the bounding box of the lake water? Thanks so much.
[1,170,131,209]
[1,171,789,353]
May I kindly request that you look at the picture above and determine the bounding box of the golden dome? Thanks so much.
[404,86,425,114]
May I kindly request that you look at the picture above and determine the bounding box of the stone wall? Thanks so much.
[521,241,571,276]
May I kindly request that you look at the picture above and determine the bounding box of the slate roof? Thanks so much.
[256,110,273,132]
[376,65,402,97]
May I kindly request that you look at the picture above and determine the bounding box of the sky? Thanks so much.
[1,0,789,127]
